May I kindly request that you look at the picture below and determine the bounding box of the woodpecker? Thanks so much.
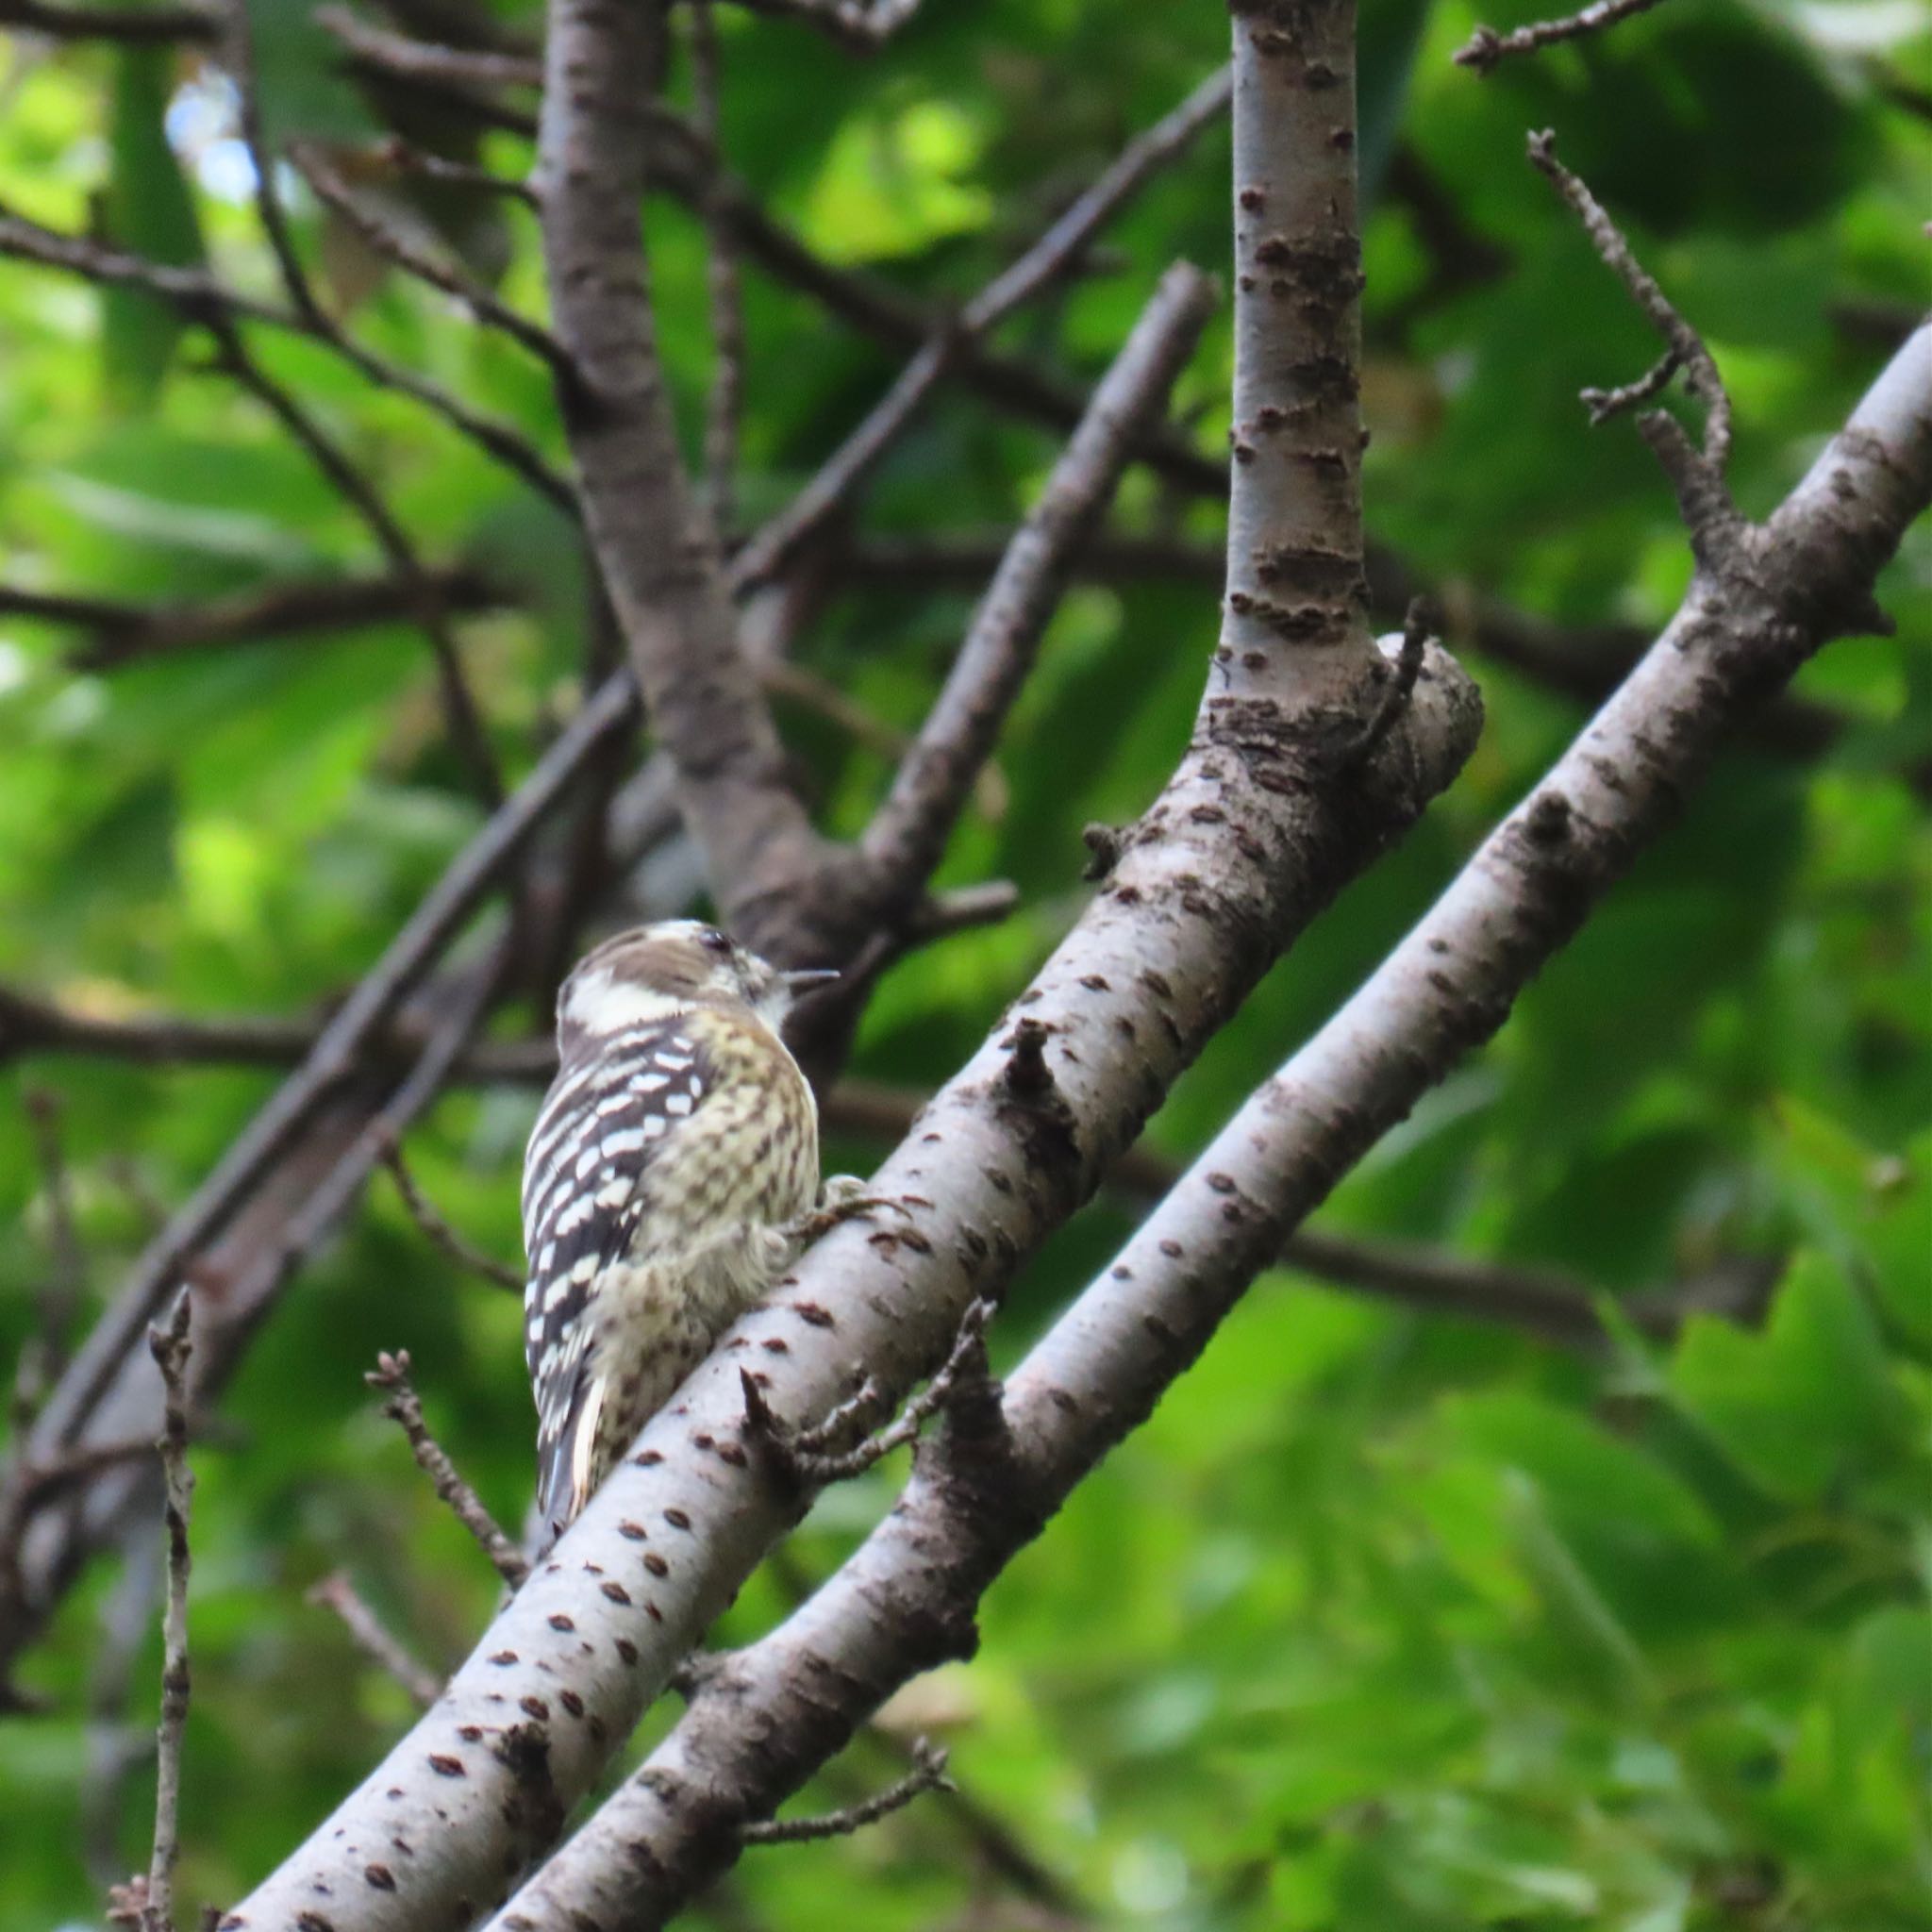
[521,921,838,1537]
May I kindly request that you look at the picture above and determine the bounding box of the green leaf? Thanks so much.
[1671,1251,1910,1503]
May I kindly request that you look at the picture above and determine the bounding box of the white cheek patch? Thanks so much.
[565,970,690,1037]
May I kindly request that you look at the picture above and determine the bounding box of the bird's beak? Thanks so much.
[782,967,841,991]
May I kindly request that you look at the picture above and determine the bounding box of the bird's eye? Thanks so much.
[699,927,733,956]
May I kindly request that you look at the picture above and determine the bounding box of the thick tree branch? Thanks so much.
[535,0,828,941]
[485,317,1932,1930]
[1224,0,1369,661]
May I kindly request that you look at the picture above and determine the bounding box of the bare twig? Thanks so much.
[730,65,1232,591]
[1347,599,1432,764]
[308,1572,443,1708]
[366,1352,529,1590]
[142,1291,195,1932]
[314,6,543,90]
[743,1301,994,1485]
[0,202,574,515]
[1582,348,1682,425]
[370,136,539,207]
[1527,130,1733,477]
[739,1739,951,1844]
[1457,0,1671,73]
[377,1137,523,1291]
[290,144,578,384]
[0,0,213,40]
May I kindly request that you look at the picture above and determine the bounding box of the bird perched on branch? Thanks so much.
[520,921,841,1540]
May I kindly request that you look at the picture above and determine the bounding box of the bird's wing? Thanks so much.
[521,1015,719,1531]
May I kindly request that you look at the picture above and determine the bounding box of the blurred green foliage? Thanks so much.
[0,0,1927,1926]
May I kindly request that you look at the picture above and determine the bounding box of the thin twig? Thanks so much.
[759,660,1008,822]
[22,567,510,671]
[1582,348,1682,425]
[308,1572,443,1708]
[0,202,574,515]
[290,144,579,384]
[1457,0,1671,73]
[0,980,558,1083]
[371,136,539,208]
[0,0,213,39]
[205,326,508,808]
[366,1351,529,1589]
[730,65,1232,591]
[223,0,322,326]
[314,6,542,89]
[376,1136,523,1291]
[143,1291,195,1932]
[739,1740,952,1844]
[1526,130,1732,473]
[690,0,746,541]
[1348,598,1432,764]
[742,1301,994,1484]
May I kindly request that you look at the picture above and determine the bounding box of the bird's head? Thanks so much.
[556,920,836,1046]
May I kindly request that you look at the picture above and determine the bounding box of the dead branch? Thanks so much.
[365,1352,529,1590]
